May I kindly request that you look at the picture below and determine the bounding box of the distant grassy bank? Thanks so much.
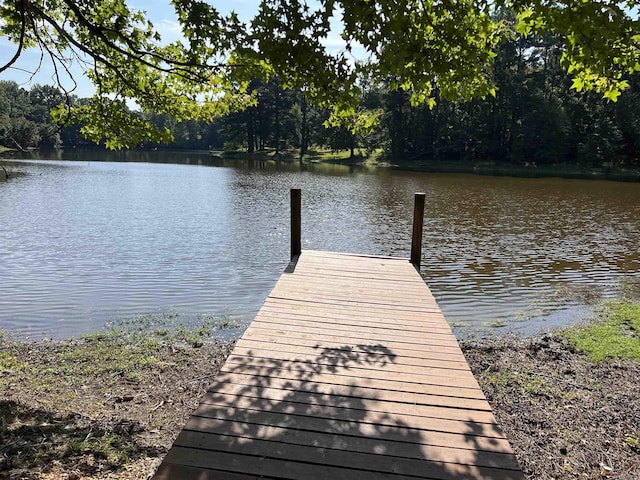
[4,147,640,182]
[217,147,385,165]
[397,160,640,182]
[218,148,640,181]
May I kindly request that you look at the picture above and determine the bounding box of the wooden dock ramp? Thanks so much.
[154,252,523,479]
[153,191,523,479]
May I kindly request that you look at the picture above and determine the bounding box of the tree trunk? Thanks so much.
[300,92,308,160]
[247,108,255,153]
[350,133,355,159]
[274,92,281,155]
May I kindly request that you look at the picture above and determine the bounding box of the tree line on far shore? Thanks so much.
[2,30,639,169]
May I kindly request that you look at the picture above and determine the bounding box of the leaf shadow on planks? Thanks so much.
[153,343,523,479]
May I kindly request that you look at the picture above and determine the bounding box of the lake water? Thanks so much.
[1,151,639,339]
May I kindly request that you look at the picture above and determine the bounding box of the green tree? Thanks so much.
[615,78,640,166]
[2,1,639,148]
[0,80,38,148]
[28,84,67,146]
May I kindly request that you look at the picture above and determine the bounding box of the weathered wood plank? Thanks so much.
[280,269,430,284]
[153,463,279,480]
[292,260,420,272]
[259,301,445,323]
[195,393,502,432]
[198,388,499,424]
[153,251,523,479]
[264,296,442,315]
[214,368,485,398]
[268,290,440,309]
[301,250,402,260]
[174,430,521,472]
[290,267,424,281]
[253,311,454,333]
[230,344,472,370]
[158,445,522,480]
[237,334,471,360]
[246,321,457,345]
[206,377,492,410]
[260,299,442,316]
[223,354,479,383]
[190,402,511,446]
[242,327,463,350]
[250,318,454,340]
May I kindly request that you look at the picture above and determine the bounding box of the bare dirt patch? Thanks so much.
[0,331,234,479]
[462,334,640,479]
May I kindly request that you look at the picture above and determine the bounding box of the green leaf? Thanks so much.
[571,78,584,91]
[603,89,621,102]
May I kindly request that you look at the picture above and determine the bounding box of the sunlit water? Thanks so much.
[1,152,639,339]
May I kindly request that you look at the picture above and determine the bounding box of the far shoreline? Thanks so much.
[3,146,640,183]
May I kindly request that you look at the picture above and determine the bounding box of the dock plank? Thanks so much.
[153,251,523,479]
[195,394,502,432]
[222,355,480,385]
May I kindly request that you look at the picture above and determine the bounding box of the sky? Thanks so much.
[0,1,361,98]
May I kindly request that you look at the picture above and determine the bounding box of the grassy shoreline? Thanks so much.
[221,150,640,182]
[0,317,237,479]
[1,303,639,479]
[219,148,640,181]
[396,160,640,182]
[5,148,640,182]
[464,300,640,479]
[463,333,639,479]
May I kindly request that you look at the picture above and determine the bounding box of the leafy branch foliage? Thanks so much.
[3,31,640,172]
[1,1,640,147]
[1,0,253,148]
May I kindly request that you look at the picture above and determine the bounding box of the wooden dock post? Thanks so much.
[291,188,301,260]
[410,192,426,271]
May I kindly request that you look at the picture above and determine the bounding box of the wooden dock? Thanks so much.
[153,191,523,479]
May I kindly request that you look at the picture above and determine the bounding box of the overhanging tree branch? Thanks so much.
[1,0,638,149]
[0,0,27,74]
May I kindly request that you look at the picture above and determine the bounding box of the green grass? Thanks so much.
[400,159,640,181]
[485,367,568,399]
[1,311,239,389]
[304,148,362,161]
[65,311,240,378]
[0,312,239,475]
[561,300,640,362]
[0,351,22,371]
[220,147,384,164]
[66,431,138,466]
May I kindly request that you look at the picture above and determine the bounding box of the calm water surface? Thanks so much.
[1,152,639,338]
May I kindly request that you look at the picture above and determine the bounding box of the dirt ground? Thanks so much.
[1,332,638,479]
[462,334,640,479]
[0,336,235,479]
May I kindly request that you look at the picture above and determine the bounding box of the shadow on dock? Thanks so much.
[155,342,521,479]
